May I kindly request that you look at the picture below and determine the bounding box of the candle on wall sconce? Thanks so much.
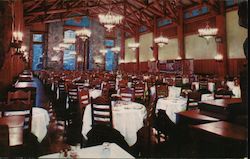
[214,54,223,61]
[11,31,23,49]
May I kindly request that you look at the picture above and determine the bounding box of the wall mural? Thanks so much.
[89,20,105,70]
[158,59,193,75]
[47,22,64,70]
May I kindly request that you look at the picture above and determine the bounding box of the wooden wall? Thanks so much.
[0,1,26,94]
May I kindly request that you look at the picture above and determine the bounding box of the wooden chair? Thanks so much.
[2,101,32,135]
[78,89,90,114]
[0,116,25,147]
[156,84,168,98]
[118,80,128,90]
[91,96,113,127]
[199,79,209,90]
[175,76,183,87]
[67,84,79,103]
[108,80,116,89]
[102,82,111,98]
[186,91,202,111]
[134,82,145,99]
[7,90,31,105]
[120,87,135,102]
[0,125,9,156]
[91,79,102,89]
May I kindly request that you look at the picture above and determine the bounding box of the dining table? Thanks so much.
[156,97,188,123]
[31,107,50,142]
[82,101,147,146]
[39,143,134,158]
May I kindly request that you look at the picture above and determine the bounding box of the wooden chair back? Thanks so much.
[2,101,32,134]
[199,79,208,90]
[134,82,145,100]
[7,90,31,105]
[156,84,168,98]
[175,76,183,87]
[120,87,135,102]
[79,89,90,111]
[186,91,202,110]
[0,116,25,146]
[91,96,113,127]
[68,84,79,103]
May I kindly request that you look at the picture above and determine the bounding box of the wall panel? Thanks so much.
[226,10,247,59]
[139,33,153,62]
[158,38,179,60]
[185,34,217,59]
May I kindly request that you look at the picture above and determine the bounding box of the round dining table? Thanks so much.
[156,97,187,123]
[82,101,147,146]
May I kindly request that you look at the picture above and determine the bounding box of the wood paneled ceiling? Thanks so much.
[23,0,220,34]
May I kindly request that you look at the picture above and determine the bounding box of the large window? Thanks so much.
[63,30,76,70]
[105,49,115,71]
[32,34,43,70]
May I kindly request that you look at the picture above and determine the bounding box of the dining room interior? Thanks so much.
[0,0,248,158]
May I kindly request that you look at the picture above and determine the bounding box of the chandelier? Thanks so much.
[198,23,218,43]
[111,46,121,53]
[76,28,91,41]
[98,10,123,32]
[100,49,108,55]
[128,43,140,51]
[154,35,169,47]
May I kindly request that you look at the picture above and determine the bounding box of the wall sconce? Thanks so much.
[11,31,23,50]
[215,36,222,43]
[214,54,223,61]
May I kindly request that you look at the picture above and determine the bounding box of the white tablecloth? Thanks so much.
[32,107,50,142]
[82,101,147,146]
[231,86,241,98]
[156,97,187,123]
[89,89,102,99]
[192,82,215,92]
[39,143,134,158]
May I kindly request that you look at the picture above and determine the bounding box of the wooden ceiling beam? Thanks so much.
[24,1,123,16]
[26,0,43,12]
[130,0,164,17]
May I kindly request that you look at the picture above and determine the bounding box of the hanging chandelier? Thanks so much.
[100,49,108,55]
[198,23,218,43]
[128,43,140,51]
[98,10,123,32]
[111,46,121,53]
[154,35,169,47]
[75,28,91,41]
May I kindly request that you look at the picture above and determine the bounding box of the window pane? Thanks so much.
[33,34,43,42]
[63,50,76,70]
[104,40,114,47]
[105,49,115,71]
[64,30,76,38]
[32,44,43,70]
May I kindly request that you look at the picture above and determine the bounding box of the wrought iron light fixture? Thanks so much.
[76,28,91,41]
[198,23,218,43]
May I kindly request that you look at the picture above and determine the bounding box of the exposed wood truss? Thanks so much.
[23,0,221,34]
